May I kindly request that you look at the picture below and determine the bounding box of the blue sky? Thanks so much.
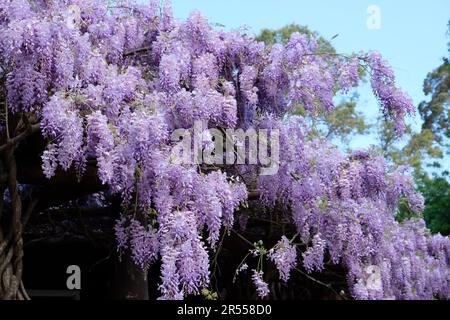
[170,0,449,105]
[168,0,449,169]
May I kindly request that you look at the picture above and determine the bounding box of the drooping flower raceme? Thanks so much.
[251,270,270,299]
[259,116,449,300]
[268,236,297,282]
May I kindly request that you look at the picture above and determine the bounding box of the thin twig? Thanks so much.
[294,267,342,297]
[229,228,255,248]
[123,46,151,57]
[5,98,9,141]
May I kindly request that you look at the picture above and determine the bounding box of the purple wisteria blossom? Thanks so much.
[251,270,270,299]
[268,236,297,282]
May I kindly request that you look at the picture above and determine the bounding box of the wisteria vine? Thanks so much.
[0,0,448,300]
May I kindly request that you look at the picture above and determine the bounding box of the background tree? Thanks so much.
[419,171,450,235]
[259,23,449,238]
[257,23,337,53]
[379,22,449,232]
[385,22,449,173]
[257,24,370,148]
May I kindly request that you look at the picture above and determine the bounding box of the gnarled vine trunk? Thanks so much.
[0,148,29,300]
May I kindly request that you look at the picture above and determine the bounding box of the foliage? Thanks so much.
[257,24,370,147]
[420,172,450,236]
[397,171,450,236]
[379,23,449,239]
[380,22,449,178]
[256,23,336,53]
[419,41,450,145]
[321,101,371,143]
